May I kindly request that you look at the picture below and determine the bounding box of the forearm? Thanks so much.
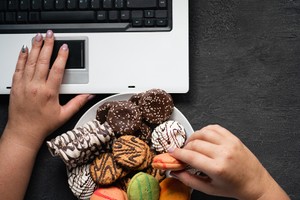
[0,128,42,200]
[256,177,290,200]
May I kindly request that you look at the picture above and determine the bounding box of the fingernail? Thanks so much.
[87,94,96,101]
[61,44,68,51]
[21,45,27,53]
[46,30,53,38]
[35,33,42,42]
[169,171,178,179]
[168,146,176,153]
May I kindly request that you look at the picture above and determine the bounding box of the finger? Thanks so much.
[186,128,223,145]
[47,44,69,90]
[170,170,214,194]
[12,45,28,83]
[60,94,94,121]
[170,148,215,174]
[33,30,54,81]
[184,139,218,158]
[24,32,43,81]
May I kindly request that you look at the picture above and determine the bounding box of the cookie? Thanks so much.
[90,152,123,185]
[47,120,115,168]
[107,101,142,135]
[112,135,148,169]
[90,187,128,200]
[136,143,153,170]
[139,89,174,124]
[145,167,166,182]
[67,163,97,200]
[151,120,186,153]
[129,92,144,105]
[135,122,153,144]
[127,172,160,200]
[159,177,191,200]
[96,101,118,123]
[152,153,187,171]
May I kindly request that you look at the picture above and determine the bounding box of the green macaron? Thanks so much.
[127,172,160,200]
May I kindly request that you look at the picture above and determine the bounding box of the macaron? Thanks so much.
[152,153,187,171]
[159,177,191,200]
[127,172,160,200]
[90,186,128,200]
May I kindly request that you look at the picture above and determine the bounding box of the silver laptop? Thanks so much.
[0,0,189,94]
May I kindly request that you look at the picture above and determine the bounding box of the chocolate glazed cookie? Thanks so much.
[139,89,174,124]
[112,135,148,169]
[107,101,142,135]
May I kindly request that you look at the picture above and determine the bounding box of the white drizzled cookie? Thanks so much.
[151,120,186,153]
[46,120,115,168]
[67,163,97,200]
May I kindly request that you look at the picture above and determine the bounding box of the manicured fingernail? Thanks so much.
[169,172,178,179]
[87,94,96,101]
[168,146,176,153]
[35,33,42,42]
[21,45,27,53]
[46,30,53,38]
[61,44,68,51]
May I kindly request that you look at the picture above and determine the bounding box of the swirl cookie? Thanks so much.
[112,135,148,169]
[46,120,115,168]
[139,89,174,124]
[67,163,97,200]
[151,120,186,153]
[90,153,123,185]
[107,101,142,135]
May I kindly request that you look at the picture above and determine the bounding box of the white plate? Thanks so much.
[76,93,194,137]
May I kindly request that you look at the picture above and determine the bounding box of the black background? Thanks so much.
[0,0,299,199]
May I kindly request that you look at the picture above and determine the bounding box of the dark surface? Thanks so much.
[0,0,300,199]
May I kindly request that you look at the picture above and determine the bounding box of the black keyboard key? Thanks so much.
[20,0,30,10]
[159,0,167,8]
[103,0,112,9]
[0,12,5,22]
[0,2,7,11]
[115,0,124,8]
[29,12,40,22]
[5,12,16,23]
[156,18,167,26]
[155,10,167,18]
[91,0,100,9]
[145,10,154,18]
[96,11,106,21]
[131,10,143,18]
[127,0,156,8]
[109,10,118,21]
[32,0,42,10]
[55,0,66,9]
[17,12,28,23]
[41,11,95,22]
[132,19,142,26]
[79,0,88,9]
[44,0,55,10]
[120,10,129,20]
[67,0,77,9]
[144,18,154,26]
[8,0,18,10]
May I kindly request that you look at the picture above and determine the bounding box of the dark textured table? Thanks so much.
[0,0,299,199]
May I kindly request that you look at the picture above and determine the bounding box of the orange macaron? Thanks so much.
[90,186,128,200]
[152,153,187,171]
[159,177,191,200]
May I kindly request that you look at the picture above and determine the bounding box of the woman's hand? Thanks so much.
[170,125,290,200]
[4,30,93,150]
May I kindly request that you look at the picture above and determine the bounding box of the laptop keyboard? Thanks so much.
[0,0,172,33]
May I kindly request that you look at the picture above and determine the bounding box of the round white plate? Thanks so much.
[76,93,194,137]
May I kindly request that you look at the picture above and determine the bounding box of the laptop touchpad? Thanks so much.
[50,37,89,84]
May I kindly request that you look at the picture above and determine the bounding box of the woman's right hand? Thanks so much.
[170,125,290,200]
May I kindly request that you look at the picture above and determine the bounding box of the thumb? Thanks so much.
[170,170,214,194]
[61,94,95,121]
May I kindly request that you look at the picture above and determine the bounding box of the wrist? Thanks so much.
[2,125,45,152]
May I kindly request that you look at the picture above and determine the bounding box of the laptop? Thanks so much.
[0,0,189,94]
